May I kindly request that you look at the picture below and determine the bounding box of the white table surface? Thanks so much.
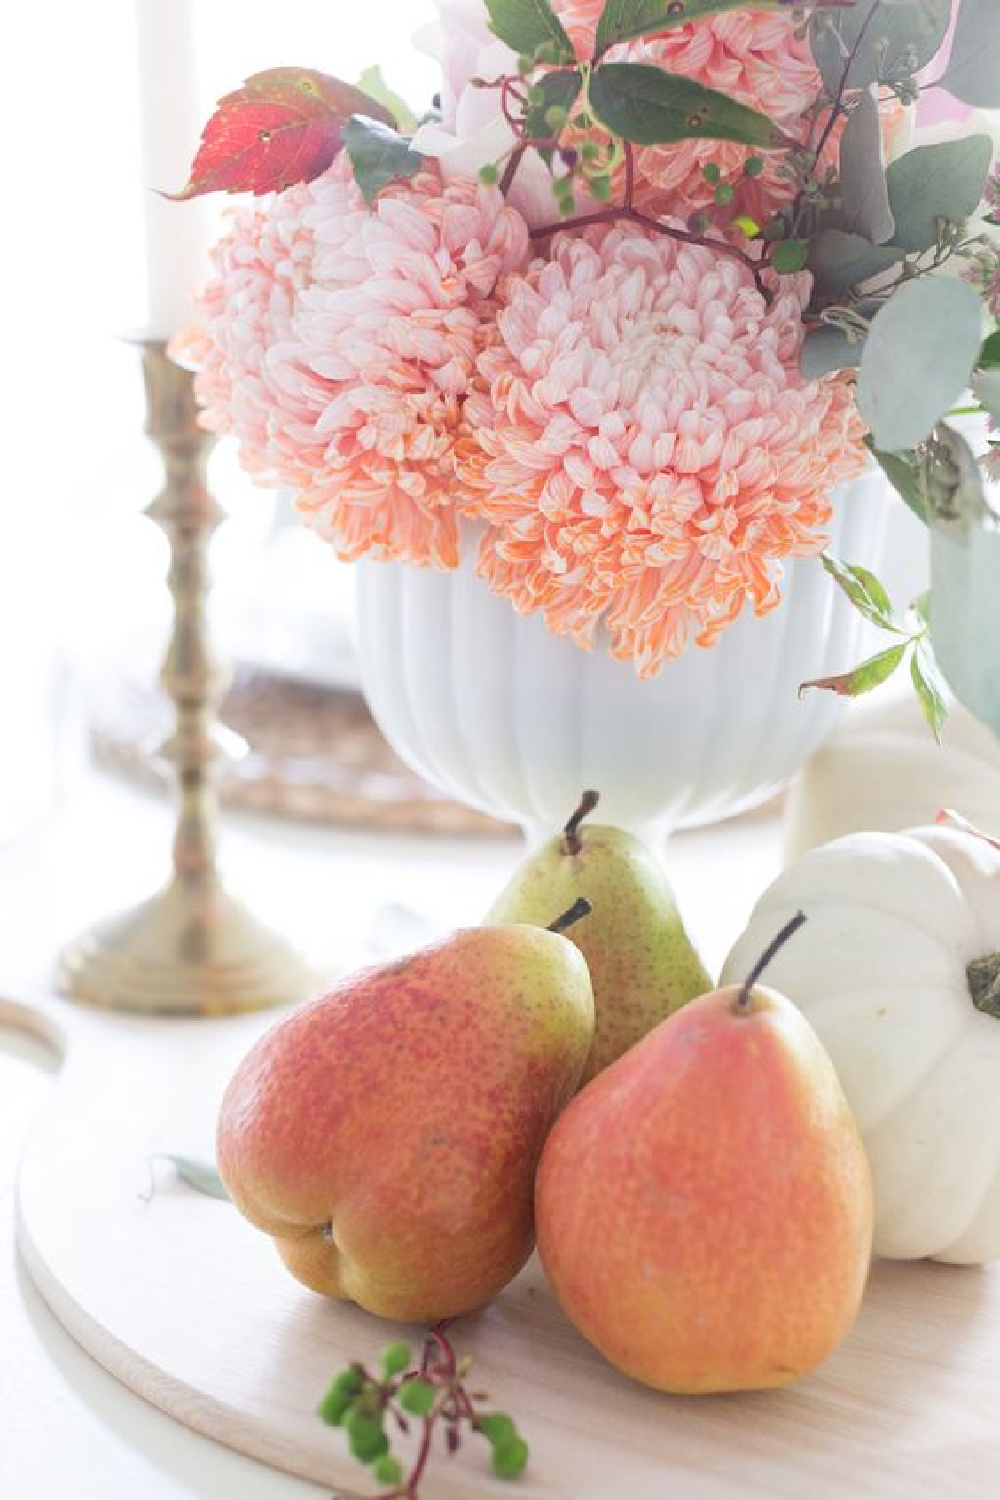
[0,754,782,1499]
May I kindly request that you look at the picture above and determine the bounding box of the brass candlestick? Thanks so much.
[58,342,320,1015]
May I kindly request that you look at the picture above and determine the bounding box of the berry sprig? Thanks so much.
[318,1324,529,1497]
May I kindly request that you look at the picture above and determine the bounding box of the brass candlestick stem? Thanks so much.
[58,342,319,1015]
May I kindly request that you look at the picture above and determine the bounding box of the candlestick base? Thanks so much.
[57,875,321,1017]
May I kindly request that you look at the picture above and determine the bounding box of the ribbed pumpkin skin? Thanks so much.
[722,825,1000,1264]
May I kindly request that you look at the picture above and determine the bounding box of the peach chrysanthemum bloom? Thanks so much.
[555,3,823,225]
[458,223,867,677]
[179,156,530,568]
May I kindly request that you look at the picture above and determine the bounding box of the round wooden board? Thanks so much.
[7,990,1000,1500]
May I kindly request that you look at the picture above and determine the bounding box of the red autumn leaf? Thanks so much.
[167,67,396,200]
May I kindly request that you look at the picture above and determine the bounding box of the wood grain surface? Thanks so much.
[6,991,1000,1499]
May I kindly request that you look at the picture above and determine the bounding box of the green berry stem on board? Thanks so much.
[317,1323,530,1497]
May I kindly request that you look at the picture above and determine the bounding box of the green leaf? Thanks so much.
[484,0,576,63]
[821,552,900,632]
[374,1455,404,1486]
[799,642,909,700]
[346,1410,388,1463]
[930,513,1000,734]
[588,63,790,148]
[808,229,904,293]
[154,1154,230,1200]
[355,65,417,131]
[800,324,865,379]
[858,277,984,452]
[979,329,1000,370]
[772,239,809,274]
[343,116,423,204]
[523,69,582,139]
[943,0,1000,107]
[478,1414,519,1447]
[864,438,928,525]
[317,1367,364,1427]
[884,136,993,253]
[381,1341,412,1378]
[910,638,949,742]
[398,1377,436,1416]
[492,1436,530,1478]
[810,0,951,95]
[595,0,789,52]
[837,87,894,246]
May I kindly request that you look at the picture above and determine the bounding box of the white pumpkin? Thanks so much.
[721,823,1000,1264]
[784,693,1000,862]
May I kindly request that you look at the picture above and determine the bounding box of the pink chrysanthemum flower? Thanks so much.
[458,224,867,676]
[172,181,319,482]
[180,156,530,568]
[555,3,822,224]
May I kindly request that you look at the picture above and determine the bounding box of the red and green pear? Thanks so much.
[217,920,594,1323]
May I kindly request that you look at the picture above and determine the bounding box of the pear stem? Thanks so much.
[548,897,593,935]
[734,910,807,1015]
[562,790,600,855]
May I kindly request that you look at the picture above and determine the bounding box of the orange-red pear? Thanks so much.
[535,921,873,1394]
[217,923,594,1323]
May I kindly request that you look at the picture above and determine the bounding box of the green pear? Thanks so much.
[486,792,711,1084]
[216,907,595,1323]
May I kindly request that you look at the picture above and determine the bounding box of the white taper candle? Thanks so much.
[135,0,212,339]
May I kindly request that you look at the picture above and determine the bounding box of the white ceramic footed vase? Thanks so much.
[354,470,889,845]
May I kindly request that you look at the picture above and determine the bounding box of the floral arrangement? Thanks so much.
[174,0,1000,723]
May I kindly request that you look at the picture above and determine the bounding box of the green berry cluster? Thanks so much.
[476,1411,531,1479]
[697,155,808,274]
[317,1331,529,1497]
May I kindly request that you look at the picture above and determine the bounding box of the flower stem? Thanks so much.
[531,205,767,293]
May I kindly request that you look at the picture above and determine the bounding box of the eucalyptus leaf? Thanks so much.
[838,87,894,245]
[808,229,904,292]
[858,277,984,452]
[800,324,866,378]
[799,642,909,699]
[810,0,951,95]
[484,0,575,63]
[588,63,790,147]
[931,519,1000,735]
[154,1154,230,1201]
[942,0,1000,107]
[884,135,993,252]
[343,116,423,204]
[972,369,1000,426]
[864,438,928,523]
[910,638,949,741]
[595,0,789,52]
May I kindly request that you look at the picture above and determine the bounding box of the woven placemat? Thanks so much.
[87,666,516,838]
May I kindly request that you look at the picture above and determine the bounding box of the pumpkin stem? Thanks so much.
[968,954,1000,1018]
[733,911,808,1015]
[562,790,600,856]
